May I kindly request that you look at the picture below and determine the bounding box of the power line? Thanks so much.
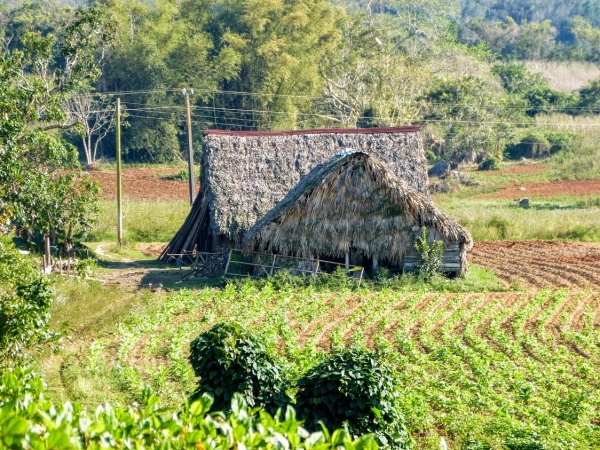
[90,87,600,112]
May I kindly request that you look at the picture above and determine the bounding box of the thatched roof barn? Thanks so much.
[161,127,428,259]
[243,151,473,276]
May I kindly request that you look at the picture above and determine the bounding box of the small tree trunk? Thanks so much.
[43,233,52,271]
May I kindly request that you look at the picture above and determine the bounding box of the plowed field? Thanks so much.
[470,240,600,289]
[478,179,600,199]
[90,167,198,200]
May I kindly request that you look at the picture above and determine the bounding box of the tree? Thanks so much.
[578,76,600,113]
[570,16,600,62]
[0,7,114,266]
[420,75,516,159]
[0,245,59,365]
[513,20,557,60]
[64,93,116,165]
[203,0,345,130]
[319,13,427,127]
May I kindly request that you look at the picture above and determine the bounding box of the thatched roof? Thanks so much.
[243,151,473,267]
[162,127,427,258]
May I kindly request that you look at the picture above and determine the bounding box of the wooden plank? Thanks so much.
[404,263,462,269]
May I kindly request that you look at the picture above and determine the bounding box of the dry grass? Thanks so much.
[524,60,600,92]
[533,114,600,181]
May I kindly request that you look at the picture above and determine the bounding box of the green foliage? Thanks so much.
[492,63,546,95]
[0,368,378,450]
[578,76,600,112]
[0,246,59,365]
[413,227,445,279]
[505,131,575,159]
[492,63,577,116]
[295,347,411,449]
[522,85,577,117]
[461,1,600,48]
[159,169,189,181]
[189,322,289,413]
[0,7,110,248]
[421,76,516,158]
[478,157,500,170]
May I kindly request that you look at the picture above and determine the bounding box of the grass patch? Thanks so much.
[436,197,600,241]
[87,200,190,243]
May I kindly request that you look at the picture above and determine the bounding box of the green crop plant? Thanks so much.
[189,323,289,413]
[40,279,600,448]
[0,368,378,449]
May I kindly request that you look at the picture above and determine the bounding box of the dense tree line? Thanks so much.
[1,0,600,168]
[460,0,600,42]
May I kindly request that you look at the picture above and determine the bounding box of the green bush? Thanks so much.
[413,227,445,280]
[546,131,576,154]
[505,132,550,159]
[505,131,576,160]
[0,246,60,365]
[478,157,500,171]
[0,368,378,449]
[578,76,600,113]
[189,322,289,413]
[295,348,411,449]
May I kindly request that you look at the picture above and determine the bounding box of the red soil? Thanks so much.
[479,179,600,199]
[496,164,548,175]
[470,241,600,289]
[89,167,199,201]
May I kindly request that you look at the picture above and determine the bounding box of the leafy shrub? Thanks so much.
[413,227,445,280]
[578,76,600,113]
[189,322,289,413]
[159,169,188,181]
[478,157,500,171]
[505,132,550,159]
[295,347,411,449]
[0,246,60,365]
[546,131,576,154]
[0,368,378,449]
[522,85,577,117]
[505,131,576,159]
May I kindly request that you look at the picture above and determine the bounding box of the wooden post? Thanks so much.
[184,90,196,205]
[315,259,320,275]
[270,254,276,276]
[224,248,233,276]
[44,234,51,272]
[372,255,378,272]
[345,252,350,271]
[116,98,123,247]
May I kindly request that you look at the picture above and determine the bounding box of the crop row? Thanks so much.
[54,283,600,448]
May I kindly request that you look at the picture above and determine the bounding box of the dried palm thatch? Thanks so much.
[161,127,427,260]
[243,152,473,276]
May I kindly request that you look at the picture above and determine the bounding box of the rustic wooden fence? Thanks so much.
[224,249,364,284]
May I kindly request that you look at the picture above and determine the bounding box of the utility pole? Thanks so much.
[116,97,123,247]
[183,88,196,205]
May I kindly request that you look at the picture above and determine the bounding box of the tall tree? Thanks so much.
[0,7,113,264]
[202,0,345,130]
[64,93,116,165]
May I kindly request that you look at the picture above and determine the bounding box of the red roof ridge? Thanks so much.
[203,126,421,137]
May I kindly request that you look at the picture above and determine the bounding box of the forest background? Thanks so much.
[2,0,600,165]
